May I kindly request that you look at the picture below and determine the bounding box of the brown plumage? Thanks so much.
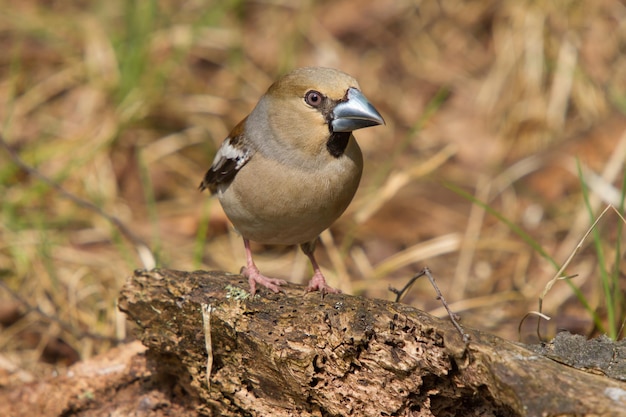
[200,67,384,294]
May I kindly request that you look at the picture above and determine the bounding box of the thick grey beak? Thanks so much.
[331,88,385,133]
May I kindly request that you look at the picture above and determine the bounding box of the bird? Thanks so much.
[199,67,384,295]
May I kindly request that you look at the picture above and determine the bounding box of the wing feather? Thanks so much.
[199,119,253,193]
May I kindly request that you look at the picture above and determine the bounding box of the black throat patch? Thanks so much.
[326,131,351,158]
[318,93,350,158]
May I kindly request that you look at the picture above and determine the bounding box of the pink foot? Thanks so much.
[241,238,286,295]
[305,271,341,295]
[241,265,287,295]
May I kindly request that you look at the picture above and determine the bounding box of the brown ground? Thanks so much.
[1,0,625,415]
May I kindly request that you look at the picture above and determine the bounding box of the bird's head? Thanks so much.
[259,67,385,158]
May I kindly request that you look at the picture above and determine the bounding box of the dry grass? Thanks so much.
[1,0,626,378]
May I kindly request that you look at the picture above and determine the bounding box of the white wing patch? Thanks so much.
[199,135,254,193]
[211,138,250,171]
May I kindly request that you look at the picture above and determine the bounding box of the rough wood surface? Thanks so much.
[116,269,626,417]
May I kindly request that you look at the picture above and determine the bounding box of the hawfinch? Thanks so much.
[200,67,384,295]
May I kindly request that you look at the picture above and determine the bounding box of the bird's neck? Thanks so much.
[326,132,351,158]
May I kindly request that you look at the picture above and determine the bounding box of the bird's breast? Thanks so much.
[217,140,363,245]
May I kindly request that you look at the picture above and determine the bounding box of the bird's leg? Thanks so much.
[300,240,341,295]
[240,238,286,295]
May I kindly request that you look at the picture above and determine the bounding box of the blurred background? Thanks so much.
[1,0,625,381]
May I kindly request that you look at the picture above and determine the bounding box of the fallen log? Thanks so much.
[117,268,626,416]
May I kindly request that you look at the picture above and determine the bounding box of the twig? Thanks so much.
[0,134,155,269]
[390,267,469,343]
[534,204,621,341]
[201,304,214,390]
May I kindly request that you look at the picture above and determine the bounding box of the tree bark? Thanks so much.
[117,268,626,417]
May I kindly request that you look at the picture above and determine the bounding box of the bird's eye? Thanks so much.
[305,90,323,107]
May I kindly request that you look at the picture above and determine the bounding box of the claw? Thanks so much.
[242,265,286,295]
[305,270,341,295]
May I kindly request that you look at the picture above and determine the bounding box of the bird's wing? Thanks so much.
[199,119,253,193]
